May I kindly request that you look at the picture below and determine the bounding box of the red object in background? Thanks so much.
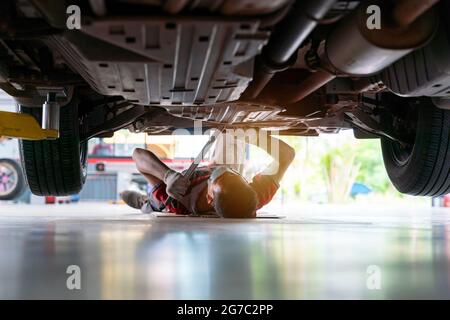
[45,196,56,204]
[95,162,105,172]
[92,143,113,156]
[444,194,450,207]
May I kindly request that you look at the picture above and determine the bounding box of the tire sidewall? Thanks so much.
[381,101,443,195]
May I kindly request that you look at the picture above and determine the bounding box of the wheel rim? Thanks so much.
[387,101,418,167]
[80,142,88,182]
[0,162,19,197]
[391,142,414,167]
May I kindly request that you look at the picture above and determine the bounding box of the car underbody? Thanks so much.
[2,0,450,197]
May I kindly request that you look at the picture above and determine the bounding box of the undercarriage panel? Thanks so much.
[163,101,284,123]
[50,18,269,107]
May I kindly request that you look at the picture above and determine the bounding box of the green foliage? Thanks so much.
[320,144,360,202]
[279,133,397,202]
[292,181,301,196]
[320,139,394,195]
[351,140,393,194]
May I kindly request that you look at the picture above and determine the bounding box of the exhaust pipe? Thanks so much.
[243,0,337,99]
[283,0,439,103]
[392,0,441,27]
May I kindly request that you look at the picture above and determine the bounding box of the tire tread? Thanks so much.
[19,100,86,196]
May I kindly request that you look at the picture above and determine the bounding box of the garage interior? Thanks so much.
[1,110,450,299]
[1,0,450,300]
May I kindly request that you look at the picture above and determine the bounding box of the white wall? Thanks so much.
[0,90,15,112]
[0,90,20,159]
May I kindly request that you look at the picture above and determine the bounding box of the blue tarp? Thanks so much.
[351,182,372,197]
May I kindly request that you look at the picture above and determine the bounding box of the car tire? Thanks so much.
[0,159,26,200]
[381,100,450,197]
[18,98,88,196]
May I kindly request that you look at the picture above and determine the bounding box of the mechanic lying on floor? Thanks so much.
[121,134,295,218]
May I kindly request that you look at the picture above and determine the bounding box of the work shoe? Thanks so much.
[120,190,148,210]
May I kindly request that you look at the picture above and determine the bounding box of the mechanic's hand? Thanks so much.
[163,170,189,201]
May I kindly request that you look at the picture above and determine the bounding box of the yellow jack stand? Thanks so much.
[0,111,59,140]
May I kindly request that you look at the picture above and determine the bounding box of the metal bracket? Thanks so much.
[0,87,63,140]
[37,87,67,132]
[0,111,58,140]
[345,109,412,146]
[80,105,147,142]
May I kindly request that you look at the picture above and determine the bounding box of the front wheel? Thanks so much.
[19,97,88,196]
[381,99,450,197]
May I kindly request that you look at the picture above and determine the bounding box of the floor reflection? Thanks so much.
[0,209,449,299]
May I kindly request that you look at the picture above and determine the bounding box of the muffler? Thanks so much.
[283,0,439,103]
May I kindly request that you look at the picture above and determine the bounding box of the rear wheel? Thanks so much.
[0,159,25,200]
[19,98,87,196]
[381,99,450,196]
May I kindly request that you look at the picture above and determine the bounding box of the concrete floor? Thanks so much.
[0,201,449,299]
